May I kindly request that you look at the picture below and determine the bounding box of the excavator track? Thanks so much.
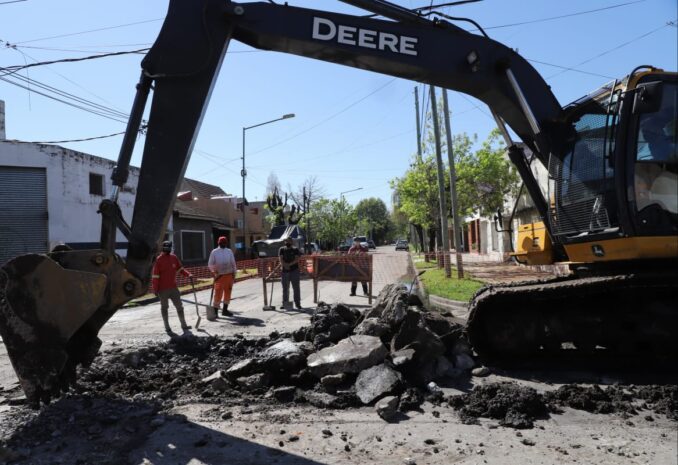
[466,273,678,370]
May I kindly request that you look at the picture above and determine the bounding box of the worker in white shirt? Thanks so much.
[207,236,237,316]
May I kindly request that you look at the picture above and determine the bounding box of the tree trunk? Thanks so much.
[428,228,437,255]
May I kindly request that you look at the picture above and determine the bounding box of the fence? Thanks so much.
[312,254,373,304]
[175,256,316,289]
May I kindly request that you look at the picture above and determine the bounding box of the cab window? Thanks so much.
[634,82,677,216]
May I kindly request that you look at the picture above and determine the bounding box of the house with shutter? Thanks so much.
[0,99,248,265]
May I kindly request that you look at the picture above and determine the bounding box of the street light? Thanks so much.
[339,187,363,199]
[241,113,295,256]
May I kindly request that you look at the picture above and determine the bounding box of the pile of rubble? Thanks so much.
[205,284,475,421]
[448,382,678,428]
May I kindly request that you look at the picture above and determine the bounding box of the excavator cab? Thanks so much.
[546,69,677,263]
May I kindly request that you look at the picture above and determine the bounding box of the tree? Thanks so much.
[265,187,303,226]
[390,154,440,251]
[307,197,356,249]
[392,129,519,251]
[265,172,282,198]
[288,176,326,241]
[354,197,391,244]
[390,206,409,242]
[455,129,520,217]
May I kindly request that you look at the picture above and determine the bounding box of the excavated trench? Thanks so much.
[1,284,676,464]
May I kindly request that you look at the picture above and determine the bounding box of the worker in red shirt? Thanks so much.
[151,241,193,334]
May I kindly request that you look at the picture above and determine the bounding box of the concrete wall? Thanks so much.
[0,140,139,253]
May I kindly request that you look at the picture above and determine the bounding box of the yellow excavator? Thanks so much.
[0,0,676,405]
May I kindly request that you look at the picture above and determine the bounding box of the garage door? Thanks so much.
[0,166,48,265]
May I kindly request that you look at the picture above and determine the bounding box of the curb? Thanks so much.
[408,253,469,315]
[427,294,469,313]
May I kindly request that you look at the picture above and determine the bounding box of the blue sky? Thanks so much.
[1,0,676,207]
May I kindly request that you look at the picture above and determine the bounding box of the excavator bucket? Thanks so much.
[0,251,141,406]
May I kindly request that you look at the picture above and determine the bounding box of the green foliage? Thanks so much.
[392,129,520,228]
[306,197,356,247]
[354,197,392,243]
[413,259,485,301]
[456,129,520,217]
[390,154,439,230]
[390,206,409,241]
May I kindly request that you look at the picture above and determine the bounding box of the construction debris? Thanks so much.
[1,283,676,465]
[306,335,388,377]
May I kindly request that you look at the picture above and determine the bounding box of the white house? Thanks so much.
[0,117,140,264]
[0,100,243,266]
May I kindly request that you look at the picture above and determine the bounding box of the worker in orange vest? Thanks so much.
[208,236,237,316]
[151,241,193,334]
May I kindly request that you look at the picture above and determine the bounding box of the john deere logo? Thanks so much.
[312,17,419,56]
[591,245,605,257]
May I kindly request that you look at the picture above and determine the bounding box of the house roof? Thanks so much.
[173,200,222,223]
[181,178,228,200]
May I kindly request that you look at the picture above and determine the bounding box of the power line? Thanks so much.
[0,0,27,5]
[526,59,615,79]
[13,18,163,44]
[0,73,130,123]
[245,77,398,158]
[15,48,129,115]
[0,76,127,123]
[28,131,129,144]
[472,0,647,31]
[4,71,129,119]
[0,48,149,74]
[546,21,674,80]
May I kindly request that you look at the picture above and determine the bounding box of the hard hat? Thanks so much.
[161,241,172,252]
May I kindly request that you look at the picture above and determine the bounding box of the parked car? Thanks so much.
[305,243,321,254]
[395,240,409,251]
[336,243,351,252]
[367,239,376,249]
[353,236,369,250]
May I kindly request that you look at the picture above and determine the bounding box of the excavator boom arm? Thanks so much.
[0,0,565,405]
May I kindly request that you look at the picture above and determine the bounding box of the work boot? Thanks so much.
[350,286,357,296]
[295,302,302,310]
[178,310,191,331]
[222,302,232,317]
[362,285,369,295]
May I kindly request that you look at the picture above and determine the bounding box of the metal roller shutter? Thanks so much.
[0,166,48,265]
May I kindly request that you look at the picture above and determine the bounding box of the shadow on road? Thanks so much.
[1,395,328,465]
[130,415,329,465]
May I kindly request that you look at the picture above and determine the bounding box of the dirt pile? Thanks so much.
[220,284,473,416]
[544,384,678,420]
[448,383,551,429]
[72,285,472,420]
[449,382,678,428]
[77,334,265,403]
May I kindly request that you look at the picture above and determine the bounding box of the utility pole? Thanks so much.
[409,87,424,253]
[429,86,451,278]
[303,185,308,248]
[414,87,423,162]
[442,90,465,278]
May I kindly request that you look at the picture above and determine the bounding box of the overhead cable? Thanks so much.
[28,131,129,144]
[546,21,674,79]
[0,48,149,74]
[13,18,162,44]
